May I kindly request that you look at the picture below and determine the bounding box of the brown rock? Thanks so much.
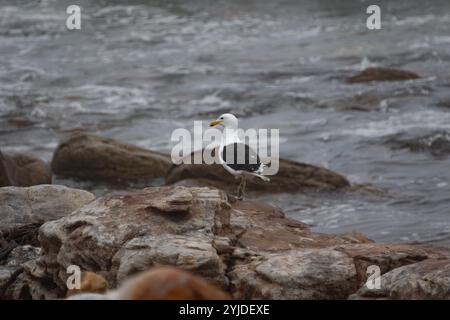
[229,200,371,252]
[165,150,350,193]
[51,132,172,182]
[0,150,51,187]
[7,186,448,300]
[346,67,420,83]
[28,186,372,300]
[66,272,108,297]
[37,186,229,295]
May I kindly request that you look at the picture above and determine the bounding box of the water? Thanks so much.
[1,0,449,245]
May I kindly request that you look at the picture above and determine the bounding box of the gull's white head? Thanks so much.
[209,113,238,129]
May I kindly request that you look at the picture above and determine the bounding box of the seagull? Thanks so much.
[209,113,269,200]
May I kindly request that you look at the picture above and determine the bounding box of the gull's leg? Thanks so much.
[236,175,243,199]
[237,176,246,200]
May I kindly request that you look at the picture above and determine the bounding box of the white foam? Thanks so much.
[336,111,450,138]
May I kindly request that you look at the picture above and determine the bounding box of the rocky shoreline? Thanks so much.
[1,130,450,300]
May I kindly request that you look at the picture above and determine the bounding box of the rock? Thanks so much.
[3,269,60,300]
[0,185,95,247]
[7,186,449,300]
[51,132,172,182]
[0,245,41,299]
[229,200,371,252]
[165,150,350,194]
[335,243,447,286]
[319,92,385,112]
[385,131,450,157]
[0,150,51,187]
[229,248,358,299]
[25,186,369,299]
[346,67,420,83]
[351,259,450,300]
[36,186,229,296]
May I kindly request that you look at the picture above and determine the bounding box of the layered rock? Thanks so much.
[0,151,51,187]
[0,185,95,243]
[51,132,172,182]
[0,185,95,299]
[2,185,449,300]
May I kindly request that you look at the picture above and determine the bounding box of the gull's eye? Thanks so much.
[220,117,224,120]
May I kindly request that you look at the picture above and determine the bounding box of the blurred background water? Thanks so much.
[0,0,449,245]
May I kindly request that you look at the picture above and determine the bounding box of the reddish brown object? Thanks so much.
[117,267,230,300]
[67,272,108,297]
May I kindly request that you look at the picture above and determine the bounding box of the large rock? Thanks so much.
[14,186,370,299]
[351,259,450,300]
[165,150,350,193]
[229,248,358,299]
[51,132,172,182]
[0,185,95,246]
[0,150,51,187]
[36,186,230,296]
[6,186,449,300]
[346,67,420,83]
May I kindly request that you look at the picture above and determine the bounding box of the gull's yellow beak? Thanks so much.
[209,119,221,127]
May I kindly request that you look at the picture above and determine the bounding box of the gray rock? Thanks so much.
[351,259,450,300]
[5,185,449,300]
[0,185,95,241]
[229,248,358,299]
[0,245,41,299]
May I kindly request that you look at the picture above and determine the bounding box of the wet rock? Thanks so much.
[346,67,420,83]
[165,150,350,194]
[351,259,450,299]
[0,185,95,246]
[51,132,172,182]
[319,92,385,112]
[386,131,450,157]
[0,150,51,187]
